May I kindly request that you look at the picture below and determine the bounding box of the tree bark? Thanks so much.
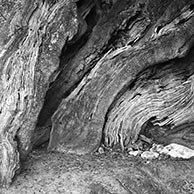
[1,0,194,188]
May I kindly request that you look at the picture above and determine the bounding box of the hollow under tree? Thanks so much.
[1,0,194,188]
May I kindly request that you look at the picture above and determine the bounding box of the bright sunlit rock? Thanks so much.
[159,143,194,159]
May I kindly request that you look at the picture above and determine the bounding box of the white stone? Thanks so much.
[159,143,194,159]
[150,144,164,152]
[141,151,159,159]
[128,150,141,156]
[98,147,104,154]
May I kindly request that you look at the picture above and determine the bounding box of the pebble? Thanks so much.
[141,151,159,159]
[128,150,141,156]
[98,147,105,154]
[150,144,164,152]
[129,143,194,160]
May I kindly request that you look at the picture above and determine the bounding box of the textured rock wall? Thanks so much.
[104,53,194,150]
[0,0,79,187]
[48,0,194,154]
[1,0,194,188]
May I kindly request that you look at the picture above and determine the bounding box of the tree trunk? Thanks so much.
[1,0,194,188]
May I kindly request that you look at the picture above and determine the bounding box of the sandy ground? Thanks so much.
[1,148,194,194]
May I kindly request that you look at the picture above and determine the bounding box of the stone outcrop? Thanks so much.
[0,0,78,187]
[1,0,194,188]
[48,0,194,155]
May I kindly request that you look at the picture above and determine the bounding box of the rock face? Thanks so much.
[0,0,79,187]
[48,0,194,154]
[104,54,194,150]
[1,0,194,188]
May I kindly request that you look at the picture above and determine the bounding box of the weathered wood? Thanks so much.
[48,0,194,154]
[0,0,79,187]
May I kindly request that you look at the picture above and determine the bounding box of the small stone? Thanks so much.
[98,147,105,154]
[128,150,141,156]
[141,151,159,159]
[150,144,164,153]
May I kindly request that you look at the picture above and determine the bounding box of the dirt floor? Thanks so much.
[1,147,194,194]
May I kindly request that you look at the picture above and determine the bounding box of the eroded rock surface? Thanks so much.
[0,0,79,187]
[104,52,194,151]
[1,0,194,189]
[48,0,194,155]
